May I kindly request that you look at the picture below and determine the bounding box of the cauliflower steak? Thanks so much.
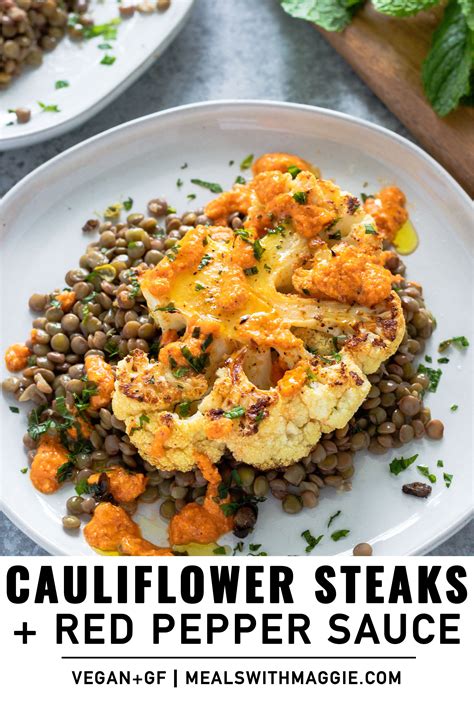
[112,157,405,471]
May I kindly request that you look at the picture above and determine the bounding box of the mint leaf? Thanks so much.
[280,0,363,32]
[372,1,439,17]
[422,0,473,116]
[459,0,474,30]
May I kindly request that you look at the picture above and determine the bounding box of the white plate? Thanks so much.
[1,101,473,556]
[0,0,194,150]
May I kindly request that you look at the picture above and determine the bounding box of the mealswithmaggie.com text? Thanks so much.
[70,668,403,686]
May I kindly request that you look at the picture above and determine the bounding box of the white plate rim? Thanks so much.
[1,99,473,556]
[0,0,194,151]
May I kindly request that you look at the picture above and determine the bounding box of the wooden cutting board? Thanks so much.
[316,4,474,197]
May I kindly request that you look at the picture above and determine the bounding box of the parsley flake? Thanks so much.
[293,191,308,204]
[389,453,418,475]
[417,364,442,392]
[100,54,116,65]
[302,530,323,553]
[38,102,60,112]
[417,465,437,483]
[287,165,302,178]
[331,529,350,542]
[190,178,223,194]
[438,336,469,352]
[327,510,341,528]
[240,153,254,170]
[223,406,246,420]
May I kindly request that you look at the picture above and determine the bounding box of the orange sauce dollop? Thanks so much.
[87,467,148,504]
[84,502,173,556]
[84,354,115,410]
[168,453,233,546]
[5,343,30,372]
[30,435,69,494]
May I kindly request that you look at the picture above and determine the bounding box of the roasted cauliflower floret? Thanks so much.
[200,349,369,469]
[112,154,405,472]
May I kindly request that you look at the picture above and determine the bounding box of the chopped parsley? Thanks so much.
[100,54,116,66]
[287,165,302,178]
[181,162,188,169]
[425,355,432,363]
[82,18,120,40]
[360,192,374,202]
[9,406,19,414]
[197,254,213,270]
[302,530,323,553]
[213,546,227,555]
[172,367,189,379]
[55,80,69,89]
[181,345,208,373]
[331,529,350,542]
[220,495,266,517]
[248,543,267,557]
[439,336,469,352]
[417,364,442,392]
[327,510,341,528]
[443,473,453,488]
[75,479,93,496]
[176,178,183,188]
[57,434,94,483]
[438,357,450,363]
[318,352,342,364]
[240,153,254,170]
[450,404,458,411]
[20,467,28,474]
[223,406,246,420]
[187,193,196,201]
[195,282,205,291]
[292,191,307,204]
[130,413,150,434]
[364,224,377,235]
[167,244,180,262]
[417,465,437,484]
[437,460,444,468]
[38,102,60,112]
[201,333,213,351]
[389,453,418,475]
[244,266,258,276]
[123,197,133,211]
[129,274,141,298]
[73,382,98,413]
[176,401,191,418]
[235,175,246,185]
[233,541,244,554]
[252,239,265,261]
[98,42,113,50]
[190,178,223,194]
[155,302,178,313]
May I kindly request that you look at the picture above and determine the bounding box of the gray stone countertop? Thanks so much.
[0,0,472,554]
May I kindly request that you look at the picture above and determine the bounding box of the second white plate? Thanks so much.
[0,0,194,150]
